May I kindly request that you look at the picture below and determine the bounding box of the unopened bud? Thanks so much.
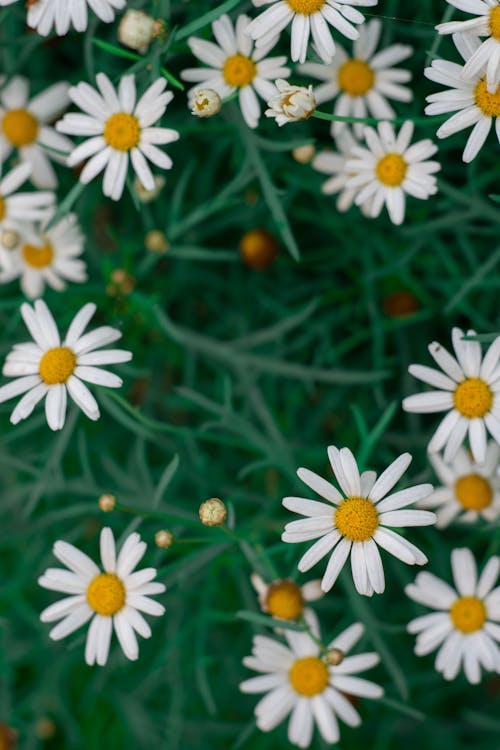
[325,648,344,666]
[199,497,227,526]
[190,88,222,118]
[155,529,174,548]
[239,228,278,271]
[2,230,19,249]
[145,229,169,254]
[98,493,116,512]
[118,10,163,54]
[292,144,315,164]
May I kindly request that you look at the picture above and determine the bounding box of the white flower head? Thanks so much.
[406,548,500,684]
[0,0,125,37]
[0,162,54,238]
[0,212,87,299]
[265,79,316,125]
[56,73,179,201]
[0,76,72,188]
[0,300,132,430]
[345,120,440,225]
[402,327,500,464]
[299,18,413,139]
[180,14,290,129]
[420,443,500,527]
[312,128,369,212]
[425,33,500,162]
[247,0,379,65]
[436,0,500,93]
[282,445,435,596]
[240,609,383,747]
[39,527,166,667]
[190,88,222,118]
[251,573,323,621]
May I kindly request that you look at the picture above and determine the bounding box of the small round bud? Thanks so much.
[107,268,136,297]
[1,230,19,249]
[239,229,278,271]
[134,175,165,203]
[118,10,158,54]
[35,717,56,740]
[199,497,227,526]
[382,290,419,319]
[145,229,169,254]
[98,493,116,512]
[155,529,174,548]
[292,144,315,164]
[190,88,222,118]
[325,648,344,666]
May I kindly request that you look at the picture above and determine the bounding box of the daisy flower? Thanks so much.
[0,162,55,239]
[311,128,366,211]
[282,445,435,596]
[420,443,500,528]
[344,121,440,225]
[425,33,500,162]
[0,212,87,299]
[240,609,383,747]
[299,19,413,139]
[406,548,500,684]
[251,574,323,621]
[265,79,316,124]
[0,76,72,188]
[180,14,290,129]
[0,299,132,430]
[246,0,379,65]
[39,527,165,666]
[0,0,125,37]
[402,327,500,464]
[56,73,179,201]
[436,0,500,93]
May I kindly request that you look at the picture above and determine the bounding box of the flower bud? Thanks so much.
[145,229,169,254]
[199,497,227,526]
[265,79,316,126]
[155,529,174,548]
[118,10,163,54]
[1,229,19,249]
[325,648,344,666]
[106,268,136,297]
[239,229,278,271]
[190,88,222,118]
[98,493,116,512]
[134,175,165,203]
[292,144,315,164]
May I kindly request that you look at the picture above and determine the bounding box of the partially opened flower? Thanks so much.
[406,548,500,684]
[0,300,132,430]
[265,79,316,124]
[282,446,435,595]
[39,527,166,666]
[251,573,323,620]
[0,162,54,239]
[56,73,179,201]
[0,0,125,37]
[240,609,382,747]
[402,327,500,463]
[0,76,72,188]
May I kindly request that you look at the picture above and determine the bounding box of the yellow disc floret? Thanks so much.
[475,78,500,117]
[287,0,325,13]
[376,153,407,187]
[450,596,487,633]
[454,474,493,511]
[289,657,329,696]
[335,496,379,542]
[87,573,126,616]
[453,378,493,419]
[338,59,375,96]
[489,6,500,39]
[22,241,53,268]
[2,108,39,147]
[103,112,141,151]
[266,579,304,620]
[39,347,76,385]
[222,54,256,87]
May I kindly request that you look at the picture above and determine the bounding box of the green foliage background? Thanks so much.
[0,0,499,748]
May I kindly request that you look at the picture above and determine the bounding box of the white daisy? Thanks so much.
[39,527,166,667]
[251,574,323,621]
[0,299,132,430]
[425,33,500,162]
[0,76,72,188]
[247,0,378,65]
[311,128,367,211]
[299,19,413,139]
[420,443,500,528]
[402,327,500,464]
[0,0,125,37]
[0,162,55,239]
[56,73,179,201]
[240,608,383,748]
[0,212,87,299]
[265,79,316,124]
[282,445,435,596]
[180,14,290,129]
[344,120,440,225]
[406,548,500,684]
[436,0,500,93]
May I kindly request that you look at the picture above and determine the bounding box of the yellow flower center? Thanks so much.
[86,572,126,616]
[334,496,379,542]
[450,596,487,633]
[453,377,493,419]
[376,153,407,187]
[22,241,53,268]
[103,112,141,151]
[475,78,500,117]
[289,657,329,696]
[454,474,493,511]
[222,54,256,87]
[39,347,76,385]
[287,0,325,13]
[489,6,500,39]
[338,59,375,96]
[2,108,39,147]
[266,579,304,620]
